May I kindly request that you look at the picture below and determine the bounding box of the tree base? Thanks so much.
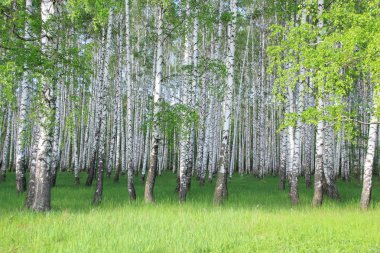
[326,185,340,200]
[0,173,5,183]
[199,177,205,186]
[179,188,187,203]
[305,177,312,188]
[128,180,136,201]
[51,173,57,187]
[85,168,95,186]
[278,178,285,191]
[312,189,323,207]
[213,172,228,206]
[175,176,180,192]
[289,178,299,205]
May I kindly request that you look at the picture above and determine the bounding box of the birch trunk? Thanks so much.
[14,0,33,191]
[312,0,325,207]
[0,111,12,183]
[50,79,61,187]
[323,115,340,200]
[72,93,80,185]
[86,38,105,186]
[29,0,55,211]
[360,88,379,209]
[142,120,150,181]
[312,99,324,206]
[278,127,287,190]
[213,0,237,205]
[125,0,136,200]
[144,5,163,203]
[179,1,193,203]
[93,8,113,205]
[25,126,39,208]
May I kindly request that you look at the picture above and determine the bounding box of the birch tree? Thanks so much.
[360,87,379,209]
[125,0,136,201]
[213,0,237,205]
[14,0,33,192]
[28,0,56,212]
[93,7,114,205]
[144,4,164,203]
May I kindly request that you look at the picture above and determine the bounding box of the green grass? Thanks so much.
[1,171,380,253]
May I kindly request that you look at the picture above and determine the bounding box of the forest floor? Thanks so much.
[1,172,380,252]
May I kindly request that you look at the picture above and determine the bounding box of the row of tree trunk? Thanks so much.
[0,0,378,211]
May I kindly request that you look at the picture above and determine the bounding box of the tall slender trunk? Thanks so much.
[107,20,123,178]
[72,94,80,185]
[229,25,250,178]
[278,127,287,190]
[141,122,150,181]
[86,36,105,187]
[201,92,213,184]
[115,37,126,182]
[341,128,350,181]
[323,112,340,200]
[286,81,298,204]
[213,0,237,205]
[144,5,163,203]
[195,19,206,183]
[78,85,86,172]
[14,0,33,191]
[28,0,55,212]
[125,0,136,201]
[93,8,114,205]
[312,98,325,206]
[50,79,61,187]
[304,87,314,189]
[25,126,39,208]
[360,88,379,209]
[179,1,193,203]
[0,110,12,183]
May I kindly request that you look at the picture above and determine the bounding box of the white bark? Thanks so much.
[0,111,12,182]
[144,5,164,203]
[312,98,325,206]
[360,88,379,209]
[125,0,136,200]
[30,0,55,211]
[179,1,193,202]
[14,0,33,191]
[213,0,237,205]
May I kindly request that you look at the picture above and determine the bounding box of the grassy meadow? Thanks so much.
[1,171,380,252]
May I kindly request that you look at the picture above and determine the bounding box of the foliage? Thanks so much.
[0,62,18,108]
[268,0,380,136]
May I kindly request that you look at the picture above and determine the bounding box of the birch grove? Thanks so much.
[0,0,379,212]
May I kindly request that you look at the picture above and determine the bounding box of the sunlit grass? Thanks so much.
[1,171,379,252]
